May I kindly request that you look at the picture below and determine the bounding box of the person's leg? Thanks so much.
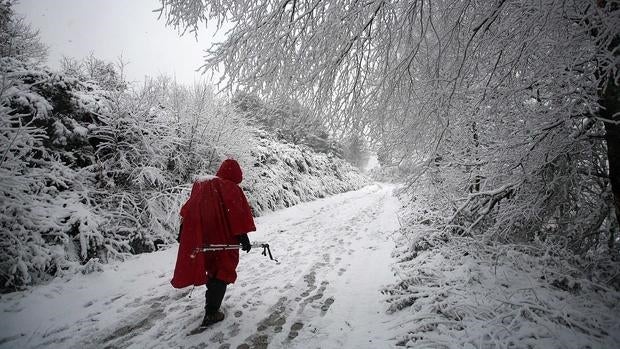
[206,278,227,312]
[201,278,227,326]
[204,284,209,310]
[203,256,219,314]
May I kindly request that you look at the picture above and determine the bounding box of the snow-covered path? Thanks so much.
[0,184,402,349]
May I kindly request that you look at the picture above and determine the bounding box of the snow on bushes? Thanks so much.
[242,132,369,214]
[1,57,111,291]
[0,59,368,292]
[385,187,620,348]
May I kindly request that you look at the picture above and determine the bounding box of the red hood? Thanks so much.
[216,159,243,184]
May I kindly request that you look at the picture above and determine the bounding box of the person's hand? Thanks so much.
[238,234,251,253]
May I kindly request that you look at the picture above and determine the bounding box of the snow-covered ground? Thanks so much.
[0,184,402,349]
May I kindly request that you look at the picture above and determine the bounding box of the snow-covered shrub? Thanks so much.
[0,2,48,65]
[387,235,620,348]
[242,131,369,215]
[60,54,126,92]
[112,78,261,250]
[231,92,343,158]
[0,57,110,290]
[0,3,370,289]
[0,59,368,291]
[386,185,620,348]
[430,108,614,253]
[0,57,191,290]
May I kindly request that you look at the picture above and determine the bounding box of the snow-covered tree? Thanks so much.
[60,54,127,92]
[159,0,620,253]
[231,92,343,157]
[0,0,48,64]
[0,2,369,290]
[343,133,369,170]
[0,56,113,289]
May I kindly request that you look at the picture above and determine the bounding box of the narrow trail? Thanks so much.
[0,184,402,349]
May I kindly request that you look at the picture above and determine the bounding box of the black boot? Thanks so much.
[201,278,227,327]
[200,310,225,327]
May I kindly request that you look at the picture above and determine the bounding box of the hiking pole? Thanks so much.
[190,242,279,263]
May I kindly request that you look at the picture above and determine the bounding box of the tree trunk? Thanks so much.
[471,121,481,192]
[603,80,620,229]
[597,0,620,234]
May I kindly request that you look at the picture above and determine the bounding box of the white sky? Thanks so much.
[15,0,222,85]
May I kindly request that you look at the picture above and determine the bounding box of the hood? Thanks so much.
[216,159,243,184]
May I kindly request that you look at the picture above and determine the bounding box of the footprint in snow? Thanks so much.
[287,322,304,339]
[249,334,269,349]
[104,294,125,306]
[320,297,335,315]
[228,322,241,337]
[210,331,225,343]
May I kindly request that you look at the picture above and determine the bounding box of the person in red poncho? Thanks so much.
[171,159,256,326]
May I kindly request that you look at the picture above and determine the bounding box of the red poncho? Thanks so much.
[171,159,256,288]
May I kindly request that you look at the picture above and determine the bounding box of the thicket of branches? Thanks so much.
[0,1,368,291]
[0,2,249,290]
[159,0,620,257]
[231,92,375,169]
[158,5,620,342]
[0,0,47,64]
[231,91,343,157]
[0,58,251,290]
